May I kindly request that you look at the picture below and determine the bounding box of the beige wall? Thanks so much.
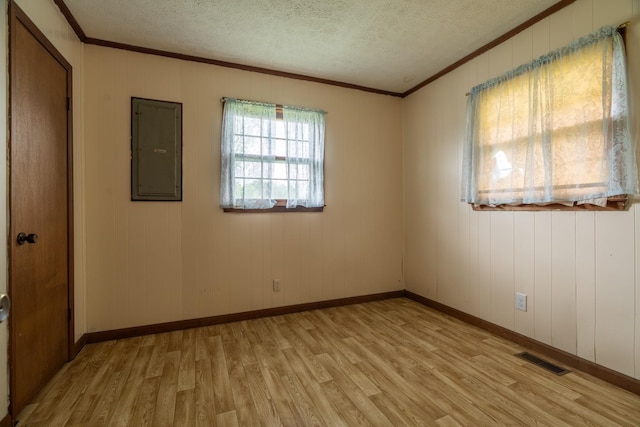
[403,0,640,379]
[83,46,404,332]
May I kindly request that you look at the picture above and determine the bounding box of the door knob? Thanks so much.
[0,294,9,322]
[17,232,38,245]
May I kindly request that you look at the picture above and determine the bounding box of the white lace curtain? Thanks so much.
[282,107,325,208]
[220,98,325,209]
[461,25,638,206]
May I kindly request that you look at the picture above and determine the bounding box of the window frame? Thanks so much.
[471,194,629,211]
[221,100,325,213]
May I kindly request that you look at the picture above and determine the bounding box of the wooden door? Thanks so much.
[9,4,74,417]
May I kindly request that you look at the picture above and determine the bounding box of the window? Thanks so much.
[220,98,325,212]
[461,25,637,210]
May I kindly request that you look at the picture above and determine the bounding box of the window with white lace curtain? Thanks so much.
[220,98,325,212]
[461,25,638,211]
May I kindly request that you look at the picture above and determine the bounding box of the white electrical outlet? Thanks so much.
[515,292,527,311]
[272,279,281,292]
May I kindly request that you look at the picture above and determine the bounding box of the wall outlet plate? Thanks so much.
[515,292,527,311]
[272,279,281,292]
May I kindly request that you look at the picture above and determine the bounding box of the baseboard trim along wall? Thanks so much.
[403,290,640,396]
[82,290,405,344]
[72,334,86,358]
[72,288,639,396]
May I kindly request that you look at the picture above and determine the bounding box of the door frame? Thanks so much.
[8,0,75,417]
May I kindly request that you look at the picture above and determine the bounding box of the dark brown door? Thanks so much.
[9,5,73,417]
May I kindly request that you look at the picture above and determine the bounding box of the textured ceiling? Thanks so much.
[62,0,562,94]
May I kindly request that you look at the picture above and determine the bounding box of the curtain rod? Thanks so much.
[220,97,327,114]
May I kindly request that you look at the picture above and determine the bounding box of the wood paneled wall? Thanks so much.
[83,46,404,333]
[403,0,640,379]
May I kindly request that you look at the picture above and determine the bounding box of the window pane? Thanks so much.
[242,179,264,199]
[273,162,287,179]
[287,122,310,140]
[289,180,309,198]
[289,163,310,179]
[241,117,263,136]
[478,45,605,149]
[289,140,311,159]
[234,160,244,178]
[241,136,262,156]
[262,138,272,157]
[235,178,244,196]
[234,135,244,154]
[271,179,288,199]
[275,138,287,157]
[274,121,286,139]
[244,160,266,178]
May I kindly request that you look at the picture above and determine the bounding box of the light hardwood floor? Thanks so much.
[17,298,640,426]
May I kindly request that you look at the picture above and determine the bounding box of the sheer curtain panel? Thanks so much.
[282,107,325,208]
[220,99,276,209]
[461,26,637,207]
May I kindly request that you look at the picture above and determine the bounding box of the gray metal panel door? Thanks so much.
[131,98,182,201]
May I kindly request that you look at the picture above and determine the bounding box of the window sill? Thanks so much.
[223,206,324,213]
[471,195,629,212]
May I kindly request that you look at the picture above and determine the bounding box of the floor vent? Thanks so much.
[515,352,570,376]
